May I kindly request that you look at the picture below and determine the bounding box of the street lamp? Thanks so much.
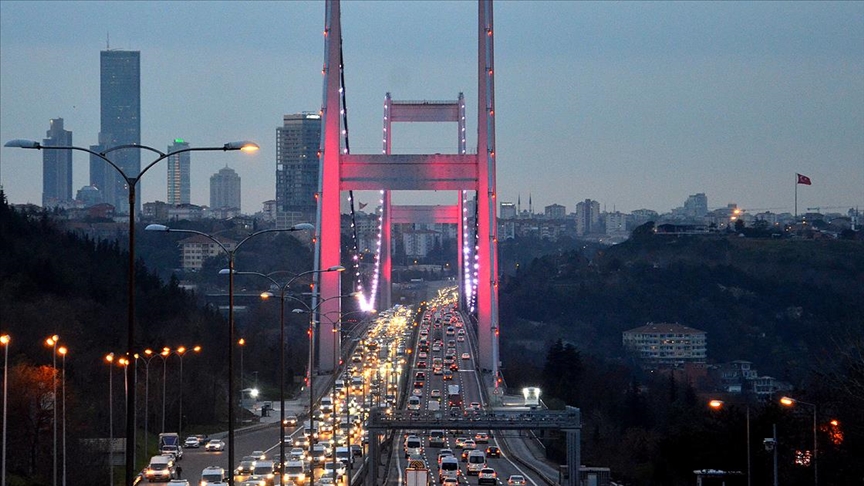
[292,291,358,486]
[57,346,67,486]
[105,353,116,486]
[0,334,8,486]
[238,338,246,419]
[781,396,818,486]
[235,265,345,470]
[5,138,259,486]
[135,349,160,459]
[709,399,750,486]
[176,346,201,437]
[159,347,171,433]
[45,334,59,486]
[146,222,314,485]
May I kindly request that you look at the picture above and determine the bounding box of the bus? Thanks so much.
[447,385,461,408]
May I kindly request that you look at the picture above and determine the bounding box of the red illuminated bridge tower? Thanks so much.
[314,0,499,379]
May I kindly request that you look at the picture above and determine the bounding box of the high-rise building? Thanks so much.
[42,118,73,208]
[499,202,516,219]
[575,199,601,236]
[94,49,141,213]
[544,204,566,219]
[210,166,241,210]
[276,113,321,221]
[166,139,191,205]
[684,193,708,219]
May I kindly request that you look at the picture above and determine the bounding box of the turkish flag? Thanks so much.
[797,173,812,185]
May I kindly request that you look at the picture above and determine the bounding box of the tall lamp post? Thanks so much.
[176,346,201,437]
[230,265,345,470]
[292,291,357,486]
[135,349,160,459]
[105,353,116,486]
[0,334,8,486]
[709,400,751,486]
[781,396,818,486]
[158,348,171,433]
[45,335,59,486]
[5,138,259,485]
[146,222,314,486]
[238,338,246,417]
[58,346,68,486]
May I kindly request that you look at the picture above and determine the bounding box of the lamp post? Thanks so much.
[233,266,345,470]
[136,349,159,459]
[158,347,171,433]
[5,138,259,486]
[709,400,751,486]
[0,334,8,486]
[292,292,357,486]
[176,346,201,437]
[58,347,68,486]
[105,353,115,486]
[45,335,59,486]
[238,338,245,420]
[146,222,314,486]
[781,396,818,486]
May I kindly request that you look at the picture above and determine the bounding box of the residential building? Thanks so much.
[276,113,321,221]
[575,199,601,236]
[544,203,566,220]
[166,139,190,205]
[683,193,708,219]
[95,49,141,213]
[76,185,103,207]
[210,166,241,211]
[42,118,73,208]
[622,322,707,368]
[178,234,236,271]
[605,211,627,237]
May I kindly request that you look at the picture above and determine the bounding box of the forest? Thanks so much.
[498,223,864,485]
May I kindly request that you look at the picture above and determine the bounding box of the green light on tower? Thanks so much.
[174,138,185,144]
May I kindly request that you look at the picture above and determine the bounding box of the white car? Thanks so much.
[183,436,200,448]
[508,474,527,485]
[205,439,225,451]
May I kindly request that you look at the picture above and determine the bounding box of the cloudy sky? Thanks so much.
[1,1,861,215]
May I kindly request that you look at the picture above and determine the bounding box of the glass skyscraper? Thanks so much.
[167,139,191,205]
[92,49,141,213]
[42,118,73,208]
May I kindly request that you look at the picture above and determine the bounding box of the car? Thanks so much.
[469,402,482,411]
[441,478,459,486]
[234,460,256,476]
[430,389,442,399]
[454,437,467,448]
[283,435,293,446]
[205,439,225,451]
[437,449,455,464]
[167,481,190,486]
[461,352,471,360]
[457,335,465,342]
[478,467,498,485]
[463,439,476,449]
[200,466,227,484]
[486,445,501,458]
[251,450,266,461]
[285,415,299,426]
[508,474,527,485]
[183,436,200,448]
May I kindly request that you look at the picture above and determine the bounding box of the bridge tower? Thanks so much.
[315,0,499,375]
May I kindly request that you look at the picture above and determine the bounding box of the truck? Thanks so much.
[447,385,461,408]
[405,462,430,486]
[158,433,182,460]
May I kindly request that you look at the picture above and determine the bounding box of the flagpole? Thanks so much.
[795,173,798,221]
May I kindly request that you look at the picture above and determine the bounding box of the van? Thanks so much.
[283,460,305,483]
[335,446,353,466]
[320,396,334,414]
[407,396,421,410]
[466,450,487,475]
[429,429,445,447]
[200,466,226,484]
[438,455,459,480]
[404,435,423,458]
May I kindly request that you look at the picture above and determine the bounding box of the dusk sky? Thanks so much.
[1,1,861,216]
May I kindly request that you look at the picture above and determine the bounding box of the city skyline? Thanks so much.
[1,1,861,215]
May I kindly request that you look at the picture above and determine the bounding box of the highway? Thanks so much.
[145,289,554,486]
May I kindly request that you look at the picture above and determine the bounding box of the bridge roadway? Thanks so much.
[165,298,565,486]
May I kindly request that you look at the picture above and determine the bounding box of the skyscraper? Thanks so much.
[276,113,321,221]
[575,199,601,236]
[166,139,191,205]
[93,49,141,213]
[42,118,73,208]
[210,166,241,210]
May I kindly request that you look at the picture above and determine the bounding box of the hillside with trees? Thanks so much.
[498,224,864,485]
